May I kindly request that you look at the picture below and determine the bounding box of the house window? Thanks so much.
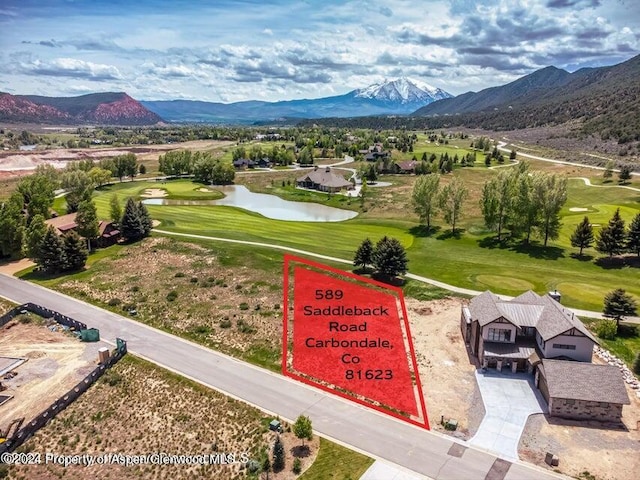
[552,343,577,350]
[487,328,511,342]
[599,402,609,407]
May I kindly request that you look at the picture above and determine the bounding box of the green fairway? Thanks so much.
[86,178,640,312]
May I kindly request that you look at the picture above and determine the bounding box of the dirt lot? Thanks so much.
[0,318,106,431]
[518,361,640,480]
[9,355,319,480]
[407,298,484,439]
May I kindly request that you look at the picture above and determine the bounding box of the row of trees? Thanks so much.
[411,174,469,233]
[158,150,235,184]
[480,162,567,245]
[571,210,640,257]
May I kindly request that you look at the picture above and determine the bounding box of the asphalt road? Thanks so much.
[0,273,564,480]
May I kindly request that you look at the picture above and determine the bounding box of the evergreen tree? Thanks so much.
[372,236,408,279]
[63,231,88,271]
[76,199,99,251]
[353,238,374,271]
[633,352,640,376]
[570,216,594,256]
[272,436,285,472]
[37,226,66,273]
[603,288,637,329]
[23,213,47,260]
[138,201,153,237]
[509,149,517,160]
[121,197,145,241]
[596,208,626,257]
[618,165,632,184]
[627,213,640,257]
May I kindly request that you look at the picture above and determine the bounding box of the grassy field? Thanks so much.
[583,320,640,367]
[299,438,374,480]
[76,174,640,312]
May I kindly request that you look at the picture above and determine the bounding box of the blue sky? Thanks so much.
[1,0,638,102]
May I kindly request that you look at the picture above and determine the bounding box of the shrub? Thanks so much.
[107,298,121,307]
[130,285,140,292]
[174,272,186,278]
[192,324,211,335]
[633,352,640,376]
[237,319,255,334]
[273,304,280,310]
[166,290,178,302]
[220,318,232,329]
[594,319,618,340]
[292,458,301,474]
[190,277,198,283]
[239,302,249,311]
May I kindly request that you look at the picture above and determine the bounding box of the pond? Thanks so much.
[142,185,358,222]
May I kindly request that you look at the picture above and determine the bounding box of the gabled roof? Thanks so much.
[296,167,352,188]
[469,290,597,343]
[45,213,77,232]
[541,359,630,404]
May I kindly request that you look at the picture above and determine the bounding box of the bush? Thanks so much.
[166,290,178,302]
[220,318,232,329]
[633,352,640,376]
[174,272,186,278]
[107,298,121,307]
[130,285,140,292]
[190,277,198,283]
[239,302,249,311]
[594,319,618,340]
[292,458,301,475]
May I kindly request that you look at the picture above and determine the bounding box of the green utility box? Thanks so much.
[79,328,100,342]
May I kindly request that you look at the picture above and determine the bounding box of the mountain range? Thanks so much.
[141,78,451,124]
[0,92,162,126]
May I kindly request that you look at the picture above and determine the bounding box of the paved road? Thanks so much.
[0,274,563,480]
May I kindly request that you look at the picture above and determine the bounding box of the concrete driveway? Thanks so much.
[469,369,547,461]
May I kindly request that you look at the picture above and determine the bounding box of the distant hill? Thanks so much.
[141,77,452,123]
[412,54,640,143]
[0,92,163,125]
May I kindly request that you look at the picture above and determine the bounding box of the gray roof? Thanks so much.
[541,359,630,404]
[296,167,352,188]
[483,338,537,359]
[469,290,597,343]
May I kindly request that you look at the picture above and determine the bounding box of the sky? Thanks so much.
[1,0,638,103]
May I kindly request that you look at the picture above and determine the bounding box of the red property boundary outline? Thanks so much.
[282,253,430,430]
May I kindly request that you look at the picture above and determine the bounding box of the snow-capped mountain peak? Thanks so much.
[354,77,452,105]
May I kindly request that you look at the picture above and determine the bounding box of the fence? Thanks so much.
[0,303,87,331]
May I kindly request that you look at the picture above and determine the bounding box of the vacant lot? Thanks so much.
[408,298,483,439]
[0,317,105,430]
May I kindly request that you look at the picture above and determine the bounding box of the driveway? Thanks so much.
[469,369,547,461]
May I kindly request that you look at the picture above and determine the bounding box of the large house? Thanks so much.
[296,166,353,193]
[461,290,597,372]
[45,213,120,247]
[462,290,630,422]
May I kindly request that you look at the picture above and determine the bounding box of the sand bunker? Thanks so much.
[569,207,589,212]
[140,188,168,198]
[198,188,210,192]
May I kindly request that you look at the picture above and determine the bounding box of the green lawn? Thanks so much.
[300,438,374,480]
[583,320,640,369]
[77,178,640,312]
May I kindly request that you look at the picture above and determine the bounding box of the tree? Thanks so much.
[262,454,271,479]
[17,173,56,220]
[481,170,512,241]
[113,153,137,181]
[87,166,112,188]
[372,236,408,279]
[618,164,632,184]
[0,192,26,258]
[439,176,468,234]
[121,197,145,241]
[411,174,440,230]
[570,216,594,256]
[138,201,153,237]
[633,352,640,376]
[509,149,517,161]
[603,288,637,329]
[627,213,640,257]
[23,213,47,260]
[61,170,93,213]
[603,160,614,181]
[76,199,99,251]
[533,173,567,246]
[359,178,368,207]
[37,226,66,273]
[596,208,626,257]
[63,231,88,271]
[293,415,312,447]
[353,238,374,271]
[139,164,147,175]
[110,194,122,226]
[272,436,285,472]
[365,164,377,183]
[193,154,235,184]
[509,164,538,243]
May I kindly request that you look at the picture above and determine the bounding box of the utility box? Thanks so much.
[269,420,282,433]
[98,347,110,364]
[79,328,100,342]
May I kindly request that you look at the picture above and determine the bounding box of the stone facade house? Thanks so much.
[536,359,630,422]
[461,290,597,372]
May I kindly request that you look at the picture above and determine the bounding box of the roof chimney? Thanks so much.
[548,290,561,303]
[325,166,331,172]
[314,165,318,171]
